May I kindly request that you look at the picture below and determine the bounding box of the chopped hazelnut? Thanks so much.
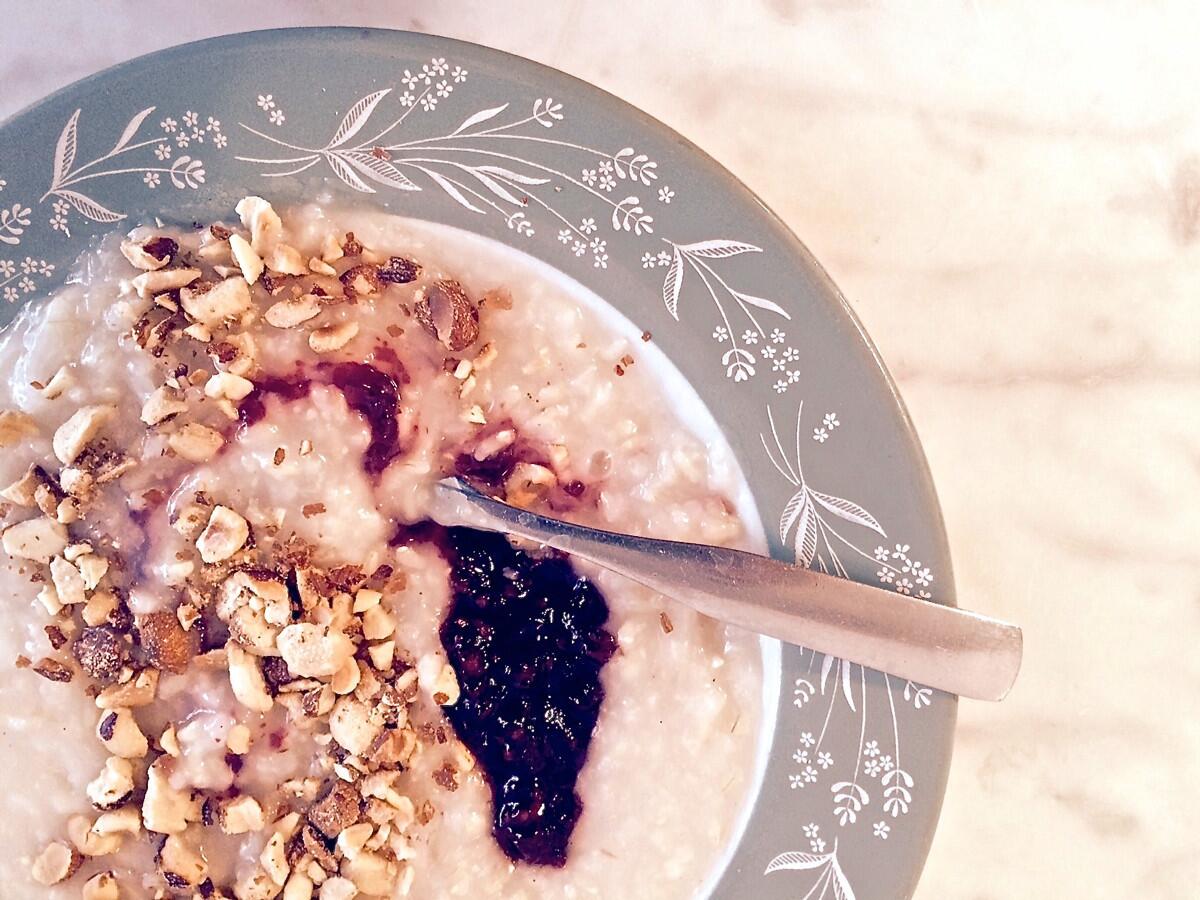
[92,806,142,836]
[67,814,123,857]
[160,832,209,887]
[95,667,159,708]
[196,505,250,563]
[414,280,479,351]
[0,465,43,506]
[52,405,115,464]
[340,849,398,896]
[227,722,252,754]
[265,294,322,328]
[181,276,251,326]
[130,267,200,299]
[309,321,359,354]
[205,371,255,401]
[283,870,315,900]
[228,642,274,713]
[82,589,119,627]
[319,876,358,900]
[339,264,383,299]
[277,623,355,678]
[30,840,81,885]
[330,658,361,696]
[220,795,266,835]
[168,422,225,462]
[142,758,191,834]
[367,640,395,672]
[120,236,177,271]
[159,724,180,757]
[308,781,361,839]
[77,553,109,589]
[330,696,385,756]
[229,233,265,284]
[86,756,135,809]
[32,657,74,683]
[50,555,87,605]
[138,610,197,674]
[81,870,120,900]
[360,606,394,641]
[140,385,188,425]
[267,244,307,275]
[236,196,284,254]
[97,708,148,758]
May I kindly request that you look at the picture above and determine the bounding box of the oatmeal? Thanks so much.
[0,198,764,898]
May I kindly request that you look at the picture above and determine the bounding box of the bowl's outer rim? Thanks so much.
[0,25,957,897]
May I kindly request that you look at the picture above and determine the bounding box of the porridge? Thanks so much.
[0,198,764,899]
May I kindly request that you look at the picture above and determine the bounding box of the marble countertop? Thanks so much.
[4,2,1195,897]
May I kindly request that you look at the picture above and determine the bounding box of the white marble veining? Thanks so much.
[3,2,1197,897]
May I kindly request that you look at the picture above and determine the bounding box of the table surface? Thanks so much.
[4,3,1196,898]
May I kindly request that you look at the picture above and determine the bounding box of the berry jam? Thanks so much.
[439,527,617,867]
[237,363,402,476]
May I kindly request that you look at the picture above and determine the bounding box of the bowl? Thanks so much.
[0,28,954,899]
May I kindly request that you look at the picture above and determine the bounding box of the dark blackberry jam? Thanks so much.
[438,527,617,867]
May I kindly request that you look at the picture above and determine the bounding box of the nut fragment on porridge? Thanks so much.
[0,197,760,899]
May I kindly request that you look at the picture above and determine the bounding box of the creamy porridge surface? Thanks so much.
[0,199,763,899]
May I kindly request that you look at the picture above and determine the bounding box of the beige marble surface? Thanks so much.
[3,2,1197,897]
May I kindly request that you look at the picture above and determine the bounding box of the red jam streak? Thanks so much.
[438,527,616,867]
[237,363,402,476]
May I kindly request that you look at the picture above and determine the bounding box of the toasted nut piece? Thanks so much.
[96,668,159,709]
[138,611,197,674]
[340,850,397,896]
[87,756,135,809]
[339,264,383,299]
[0,411,40,454]
[360,606,394,641]
[319,877,358,900]
[181,276,251,326]
[308,257,336,276]
[81,870,120,900]
[37,584,64,615]
[205,371,255,401]
[230,232,265,284]
[82,589,119,627]
[142,758,190,834]
[92,806,142,836]
[367,640,395,672]
[283,870,314,900]
[74,626,127,682]
[236,196,284,254]
[77,554,109,589]
[160,724,180,757]
[168,422,224,463]
[277,623,355,678]
[267,243,307,275]
[228,642,274,712]
[261,828,291,887]
[40,365,75,399]
[53,404,115,464]
[0,465,42,506]
[171,503,209,539]
[141,385,188,425]
[58,466,94,497]
[330,658,361,696]
[329,696,385,756]
[336,822,373,860]
[97,708,148,758]
[130,267,200,299]
[504,461,556,508]
[265,294,322,328]
[351,589,381,613]
[308,781,361,839]
[121,236,177,271]
[31,840,81,885]
[160,833,209,887]
[196,505,249,563]
[67,814,123,857]
[3,516,68,562]
[308,321,359,354]
[219,794,265,835]
[379,255,420,284]
[226,722,252,754]
[415,279,479,351]
[49,555,86,605]
[236,867,285,900]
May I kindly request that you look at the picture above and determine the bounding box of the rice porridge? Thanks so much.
[0,198,765,899]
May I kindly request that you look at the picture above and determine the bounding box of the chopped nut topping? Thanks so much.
[31,840,81,885]
[121,236,177,270]
[81,870,120,900]
[181,276,251,325]
[74,626,127,682]
[50,555,87,605]
[196,504,250,563]
[130,266,200,299]
[95,667,159,708]
[228,642,274,712]
[277,623,355,678]
[92,806,142,837]
[220,795,266,835]
[339,263,383,300]
[1,515,67,563]
[97,707,148,758]
[414,279,480,351]
[67,813,123,857]
[205,370,255,401]
[168,422,225,462]
[379,255,420,284]
[228,722,252,754]
[230,232,265,284]
[53,404,116,464]
[309,320,359,354]
[86,756,135,809]
[308,781,361,839]
[138,610,197,674]
[32,656,74,682]
[236,196,284,255]
[142,758,192,834]
[160,832,209,887]
[266,294,323,328]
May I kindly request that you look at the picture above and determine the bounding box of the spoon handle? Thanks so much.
[432,479,1022,701]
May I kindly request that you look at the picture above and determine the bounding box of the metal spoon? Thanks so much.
[430,477,1022,701]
